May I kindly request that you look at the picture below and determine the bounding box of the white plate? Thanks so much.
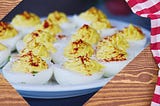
[1,19,150,99]
[11,77,113,98]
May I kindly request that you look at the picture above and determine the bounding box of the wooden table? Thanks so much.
[0,1,158,106]
[0,74,28,106]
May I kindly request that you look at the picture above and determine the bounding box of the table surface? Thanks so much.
[0,0,158,106]
[0,74,29,106]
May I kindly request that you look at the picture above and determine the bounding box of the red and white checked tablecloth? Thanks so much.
[125,0,160,105]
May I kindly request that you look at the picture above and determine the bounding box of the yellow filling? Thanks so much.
[0,22,18,40]
[23,30,55,43]
[79,7,111,30]
[47,11,68,25]
[64,56,104,75]
[96,32,129,61]
[64,39,94,59]
[36,19,61,36]
[80,7,107,22]
[20,41,51,60]
[91,18,112,30]
[0,43,7,50]
[12,51,48,74]
[11,11,41,27]
[122,24,145,40]
[23,30,56,53]
[72,25,100,45]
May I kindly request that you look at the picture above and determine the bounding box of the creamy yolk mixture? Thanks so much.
[11,11,41,27]
[12,51,48,74]
[64,56,104,75]
[0,22,18,40]
[64,39,94,59]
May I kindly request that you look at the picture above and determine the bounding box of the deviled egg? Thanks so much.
[71,24,100,45]
[64,39,94,59]
[0,43,11,68]
[73,7,117,37]
[2,51,54,84]
[79,7,107,22]
[122,24,147,57]
[72,7,110,27]
[20,42,52,61]
[53,56,104,85]
[96,32,129,77]
[122,24,145,40]
[0,22,22,51]
[72,7,107,28]
[16,30,56,53]
[47,11,68,25]
[82,7,112,31]
[47,11,77,36]
[11,11,41,35]
[36,19,62,37]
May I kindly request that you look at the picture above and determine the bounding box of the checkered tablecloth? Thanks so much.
[125,0,160,105]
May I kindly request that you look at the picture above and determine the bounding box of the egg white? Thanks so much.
[2,58,54,84]
[16,40,25,53]
[127,37,147,58]
[0,33,22,51]
[0,48,11,68]
[102,37,147,77]
[52,39,69,64]
[101,60,130,77]
[99,28,118,38]
[53,64,104,85]
[13,26,36,37]
[60,21,77,36]
[71,15,91,28]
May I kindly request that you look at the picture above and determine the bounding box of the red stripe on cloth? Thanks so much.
[153,57,160,64]
[136,2,160,16]
[149,15,160,19]
[125,0,160,105]
[127,0,147,7]
[157,77,160,86]
[152,94,160,104]
[151,27,160,35]
[151,42,160,50]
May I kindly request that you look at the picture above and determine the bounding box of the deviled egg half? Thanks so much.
[36,19,62,37]
[2,51,54,84]
[72,7,106,27]
[0,22,22,51]
[0,43,11,68]
[96,32,129,77]
[16,30,57,62]
[20,42,53,61]
[122,24,147,58]
[96,25,147,77]
[53,56,104,85]
[16,30,56,53]
[64,39,94,59]
[71,24,100,45]
[47,11,77,36]
[47,11,68,25]
[11,11,41,36]
[72,7,116,36]
[79,7,112,31]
